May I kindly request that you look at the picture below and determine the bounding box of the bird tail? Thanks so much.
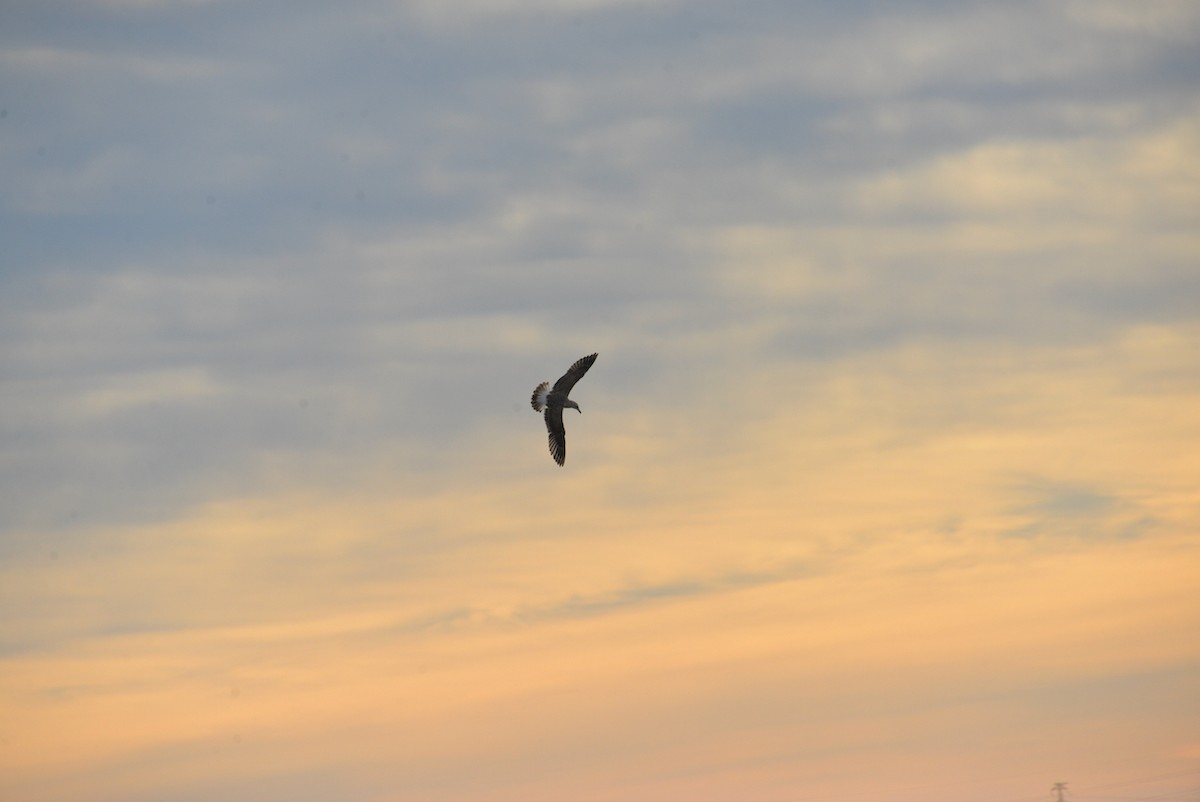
[530,381,549,412]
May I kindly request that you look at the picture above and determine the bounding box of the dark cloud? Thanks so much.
[516,561,814,623]
[1003,478,1158,541]
[2,0,1198,541]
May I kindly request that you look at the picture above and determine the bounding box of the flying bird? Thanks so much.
[531,353,598,466]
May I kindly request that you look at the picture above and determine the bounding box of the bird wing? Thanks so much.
[552,352,598,394]
[544,406,567,466]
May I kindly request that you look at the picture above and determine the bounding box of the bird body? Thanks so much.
[531,353,597,466]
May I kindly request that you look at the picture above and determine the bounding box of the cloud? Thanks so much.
[851,113,1200,223]
[2,3,1200,800]
[405,0,672,29]
[1002,478,1158,541]
[4,506,1197,800]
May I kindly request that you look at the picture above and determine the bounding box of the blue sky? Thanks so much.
[2,2,1199,801]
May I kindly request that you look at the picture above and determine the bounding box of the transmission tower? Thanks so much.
[1051,781,1069,802]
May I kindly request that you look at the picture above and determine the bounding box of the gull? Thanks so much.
[531,353,597,466]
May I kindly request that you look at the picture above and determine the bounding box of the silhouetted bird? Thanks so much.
[531,353,597,466]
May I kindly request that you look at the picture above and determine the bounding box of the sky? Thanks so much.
[2,1,1199,800]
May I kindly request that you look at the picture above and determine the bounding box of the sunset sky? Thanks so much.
[2,2,1199,801]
